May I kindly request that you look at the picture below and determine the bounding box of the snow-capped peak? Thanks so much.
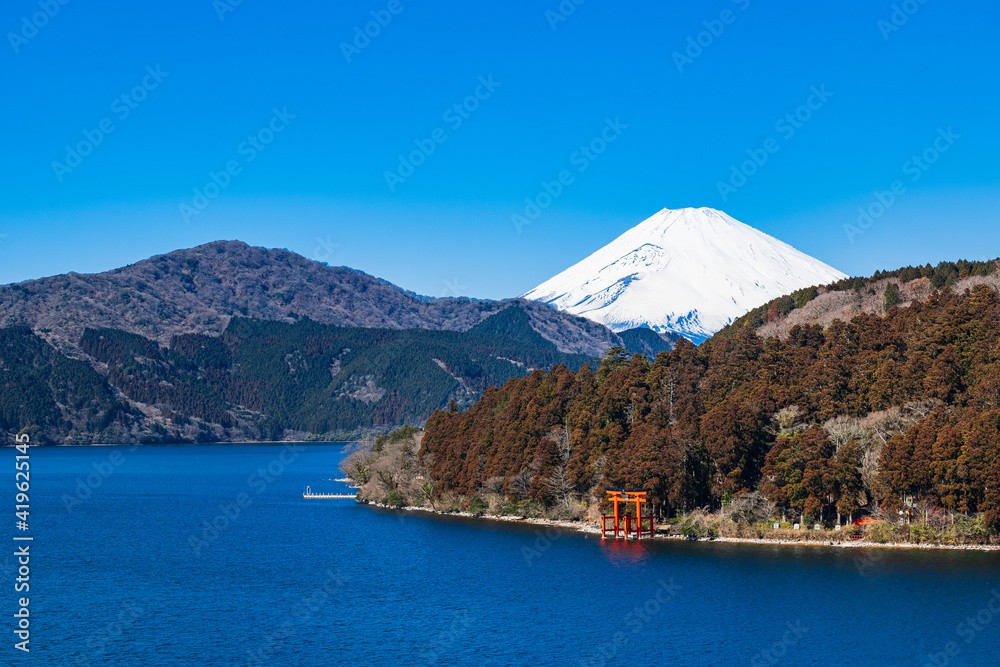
[521,207,848,343]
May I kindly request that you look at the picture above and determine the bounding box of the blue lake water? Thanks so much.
[9,443,1000,666]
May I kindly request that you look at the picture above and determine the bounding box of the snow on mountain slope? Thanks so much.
[521,207,848,343]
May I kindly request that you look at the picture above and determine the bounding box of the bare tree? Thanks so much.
[483,476,506,496]
[864,407,914,444]
[824,415,867,451]
[543,426,574,505]
[340,444,377,485]
[662,372,678,426]
[819,403,938,508]
[543,466,574,506]
[508,469,532,500]
[860,447,882,505]
[724,492,776,525]
[904,399,941,420]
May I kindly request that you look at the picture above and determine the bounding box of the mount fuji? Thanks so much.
[521,207,848,343]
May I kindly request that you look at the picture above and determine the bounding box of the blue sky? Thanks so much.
[2,0,998,299]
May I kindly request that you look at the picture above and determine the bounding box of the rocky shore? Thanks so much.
[358,500,1000,551]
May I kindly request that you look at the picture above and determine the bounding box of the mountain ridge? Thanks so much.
[0,239,648,358]
[0,241,677,443]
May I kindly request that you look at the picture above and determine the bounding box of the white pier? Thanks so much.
[303,486,357,499]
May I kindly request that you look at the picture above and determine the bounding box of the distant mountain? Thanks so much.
[0,242,675,443]
[0,240,626,358]
[522,207,848,343]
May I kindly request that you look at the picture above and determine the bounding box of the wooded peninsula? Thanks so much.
[346,271,1000,545]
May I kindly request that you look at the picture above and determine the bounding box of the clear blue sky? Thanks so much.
[2,0,998,298]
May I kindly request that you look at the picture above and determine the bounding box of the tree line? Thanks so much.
[420,284,1000,530]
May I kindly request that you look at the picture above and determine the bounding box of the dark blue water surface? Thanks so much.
[7,444,1000,666]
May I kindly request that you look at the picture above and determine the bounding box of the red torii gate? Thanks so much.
[601,488,654,539]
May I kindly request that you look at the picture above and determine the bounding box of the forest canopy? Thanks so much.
[419,284,1000,530]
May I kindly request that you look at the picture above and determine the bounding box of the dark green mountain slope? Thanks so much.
[0,327,128,442]
[615,326,677,357]
[0,305,596,444]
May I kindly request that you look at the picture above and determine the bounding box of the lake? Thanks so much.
[11,443,1000,666]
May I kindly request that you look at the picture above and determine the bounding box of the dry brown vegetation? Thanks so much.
[758,274,1000,340]
[343,426,600,521]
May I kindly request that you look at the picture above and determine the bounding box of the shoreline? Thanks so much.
[703,535,1000,552]
[2,440,359,448]
[362,500,601,535]
[359,501,1000,552]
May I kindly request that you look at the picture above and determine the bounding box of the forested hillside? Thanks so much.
[0,326,126,438]
[720,258,999,341]
[1,306,599,444]
[420,282,1000,531]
